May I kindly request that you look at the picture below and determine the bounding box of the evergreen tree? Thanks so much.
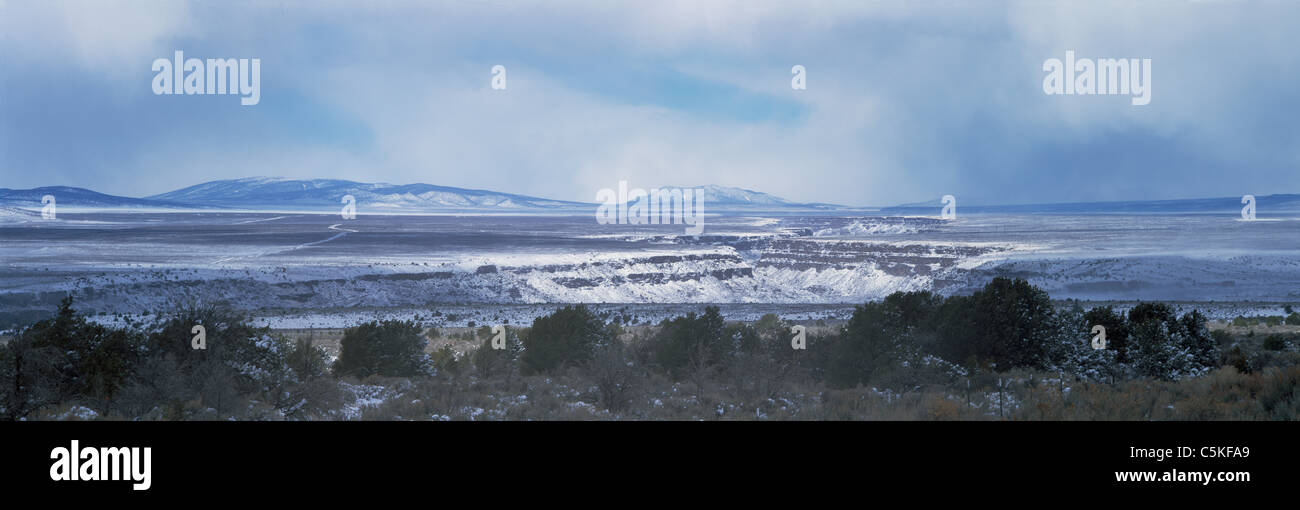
[521,305,609,374]
[333,320,431,378]
[827,302,898,388]
[649,306,728,380]
[1128,320,1183,380]
[1177,310,1217,369]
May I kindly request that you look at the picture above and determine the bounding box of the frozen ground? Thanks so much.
[1,211,1298,328]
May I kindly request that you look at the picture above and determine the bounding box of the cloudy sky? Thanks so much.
[1,0,1297,206]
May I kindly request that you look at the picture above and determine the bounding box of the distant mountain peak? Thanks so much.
[144,177,590,212]
[658,184,849,210]
[694,185,792,205]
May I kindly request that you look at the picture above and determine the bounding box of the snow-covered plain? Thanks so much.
[2,211,1298,329]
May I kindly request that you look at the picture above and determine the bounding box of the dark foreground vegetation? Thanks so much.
[2,278,1298,420]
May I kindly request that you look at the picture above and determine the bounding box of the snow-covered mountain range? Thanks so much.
[1,177,851,213]
[144,177,591,211]
[4,177,1299,214]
